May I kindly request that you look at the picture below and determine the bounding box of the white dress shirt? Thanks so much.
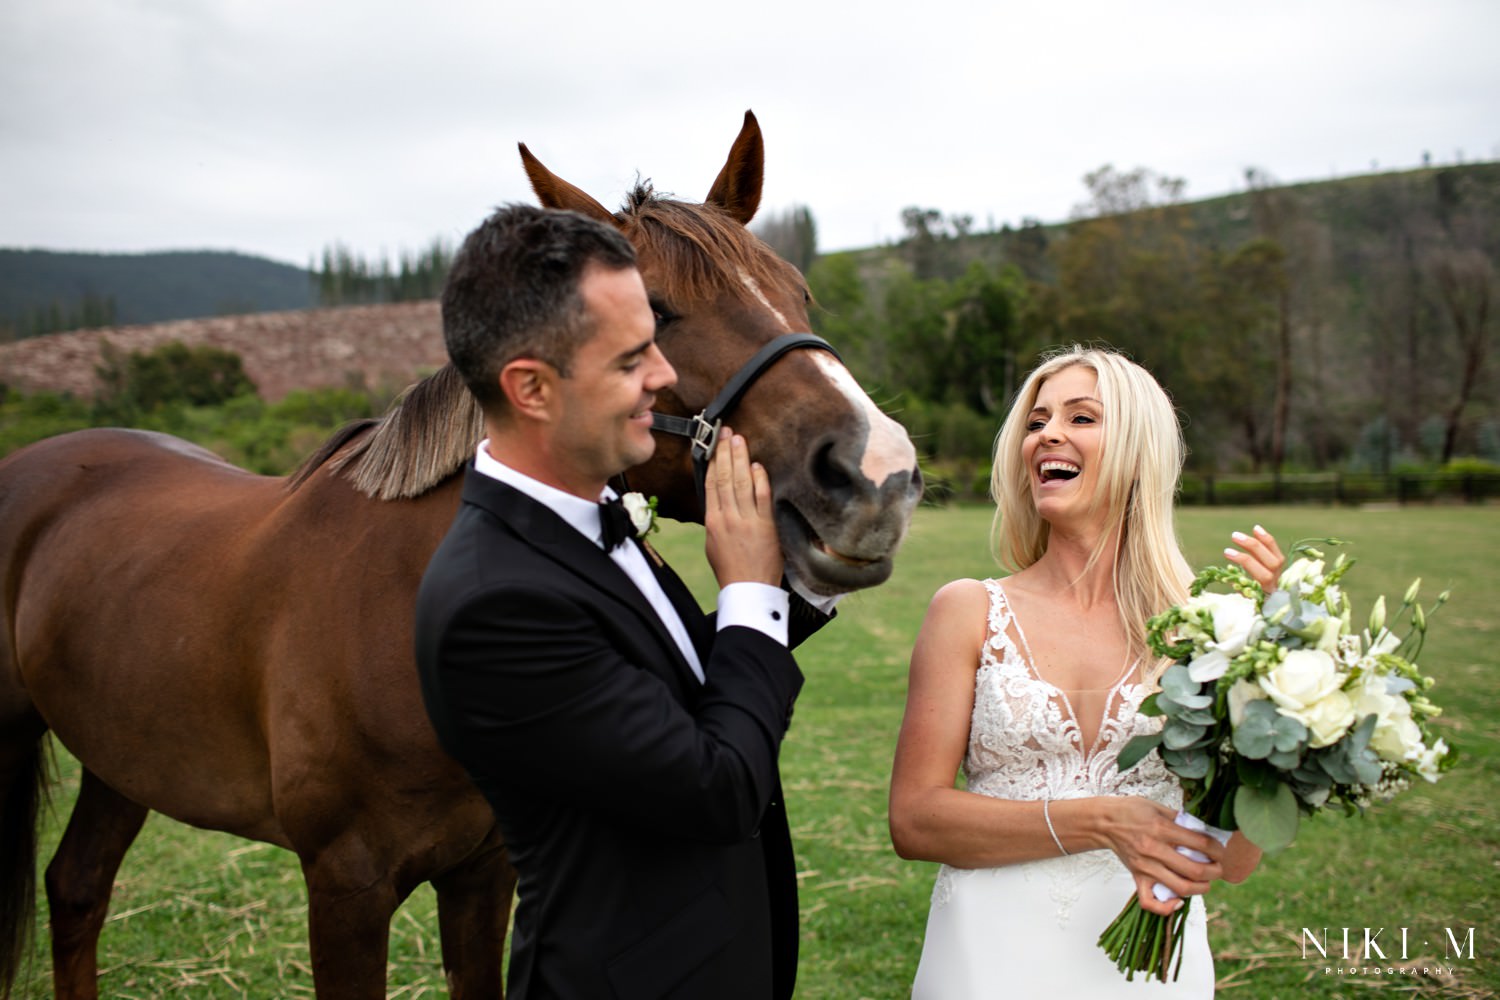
[473,442,792,683]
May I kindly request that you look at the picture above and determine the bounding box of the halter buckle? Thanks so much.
[689,414,722,465]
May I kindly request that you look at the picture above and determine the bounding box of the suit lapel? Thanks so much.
[460,468,702,688]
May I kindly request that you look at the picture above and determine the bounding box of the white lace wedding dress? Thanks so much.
[911,580,1215,998]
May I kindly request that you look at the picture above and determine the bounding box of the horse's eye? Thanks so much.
[650,297,678,330]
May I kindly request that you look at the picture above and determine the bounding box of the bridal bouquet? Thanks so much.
[1098,541,1456,982]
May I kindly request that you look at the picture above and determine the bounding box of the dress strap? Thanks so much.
[981,578,1009,643]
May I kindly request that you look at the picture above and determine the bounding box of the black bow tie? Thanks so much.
[599,496,634,551]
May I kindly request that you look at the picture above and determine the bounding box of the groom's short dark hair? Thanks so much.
[442,204,638,412]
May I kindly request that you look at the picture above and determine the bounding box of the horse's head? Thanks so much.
[518,111,921,595]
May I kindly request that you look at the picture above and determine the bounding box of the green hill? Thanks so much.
[0,249,315,337]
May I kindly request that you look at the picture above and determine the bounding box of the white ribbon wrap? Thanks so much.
[1151,811,1233,903]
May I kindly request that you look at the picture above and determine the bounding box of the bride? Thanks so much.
[889,346,1280,996]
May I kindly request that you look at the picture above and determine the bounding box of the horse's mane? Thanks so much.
[617,182,792,302]
[286,363,482,500]
[289,183,784,502]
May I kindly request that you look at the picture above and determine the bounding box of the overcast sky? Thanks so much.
[3,0,1496,268]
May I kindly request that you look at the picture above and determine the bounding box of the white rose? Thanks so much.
[1350,672,1400,728]
[1350,672,1427,763]
[1183,592,1262,682]
[1205,592,1261,654]
[1227,678,1268,727]
[1259,648,1344,713]
[621,492,654,536]
[1289,689,1357,748]
[1367,693,1423,762]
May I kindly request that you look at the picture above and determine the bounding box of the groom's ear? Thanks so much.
[498,359,557,422]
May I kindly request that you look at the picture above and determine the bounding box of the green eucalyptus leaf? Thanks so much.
[1163,719,1208,750]
[1235,756,1281,793]
[1350,746,1383,786]
[1116,733,1162,772]
[1161,746,1211,779]
[1232,707,1275,759]
[1267,748,1302,770]
[1292,764,1332,788]
[1270,714,1308,753]
[1174,690,1215,710]
[1235,782,1300,852]
[1344,713,1377,755]
[1314,746,1358,785]
[1176,706,1218,727]
[1160,664,1199,700]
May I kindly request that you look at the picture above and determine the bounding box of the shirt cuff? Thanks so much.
[717,582,790,646]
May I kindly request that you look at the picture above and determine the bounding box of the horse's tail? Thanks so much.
[0,734,47,996]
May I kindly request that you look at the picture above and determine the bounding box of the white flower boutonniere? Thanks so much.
[620,492,659,538]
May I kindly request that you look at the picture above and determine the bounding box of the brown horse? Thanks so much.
[0,111,921,998]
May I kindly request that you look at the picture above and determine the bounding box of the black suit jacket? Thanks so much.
[415,466,827,999]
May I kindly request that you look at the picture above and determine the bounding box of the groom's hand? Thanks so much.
[704,427,784,589]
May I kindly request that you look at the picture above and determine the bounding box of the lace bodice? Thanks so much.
[931,579,1182,926]
[964,579,1178,804]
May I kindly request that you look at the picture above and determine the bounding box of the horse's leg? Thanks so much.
[0,721,47,997]
[302,855,401,999]
[44,768,149,1000]
[432,838,515,999]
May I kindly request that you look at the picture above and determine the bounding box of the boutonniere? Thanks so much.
[620,492,659,538]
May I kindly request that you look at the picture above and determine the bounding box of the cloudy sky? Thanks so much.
[2,0,1496,268]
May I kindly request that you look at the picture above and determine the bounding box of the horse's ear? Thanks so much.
[518,143,618,226]
[704,110,764,225]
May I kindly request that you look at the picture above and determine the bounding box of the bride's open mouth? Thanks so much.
[1038,461,1080,484]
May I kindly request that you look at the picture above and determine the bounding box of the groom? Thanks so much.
[414,204,833,1000]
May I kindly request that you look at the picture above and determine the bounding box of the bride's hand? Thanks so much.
[1105,798,1225,917]
[1224,524,1285,591]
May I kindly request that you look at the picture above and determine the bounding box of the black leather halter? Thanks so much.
[651,332,841,499]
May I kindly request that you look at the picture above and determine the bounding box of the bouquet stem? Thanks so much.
[1097,894,1191,982]
[1097,812,1229,982]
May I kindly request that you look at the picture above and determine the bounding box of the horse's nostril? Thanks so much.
[812,441,854,495]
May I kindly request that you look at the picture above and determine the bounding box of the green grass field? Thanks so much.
[12,505,1498,998]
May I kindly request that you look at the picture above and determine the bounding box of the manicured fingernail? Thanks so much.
[1253,524,1267,535]
[1231,531,1250,542]
[1224,548,1240,559]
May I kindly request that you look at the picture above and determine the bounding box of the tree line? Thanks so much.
[757,162,1499,496]
[312,239,454,306]
[1,292,118,340]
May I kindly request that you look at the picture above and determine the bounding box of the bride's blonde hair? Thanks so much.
[990,345,1191,667]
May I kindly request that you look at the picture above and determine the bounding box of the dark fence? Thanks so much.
[1179,472,1500,506]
